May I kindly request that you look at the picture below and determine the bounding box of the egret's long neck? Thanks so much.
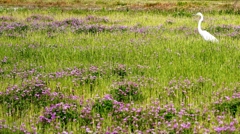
[198,15,203,33]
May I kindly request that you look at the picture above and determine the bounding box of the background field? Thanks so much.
[0,0,239,133]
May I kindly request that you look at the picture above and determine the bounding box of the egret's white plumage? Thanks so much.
[196,12,219,43]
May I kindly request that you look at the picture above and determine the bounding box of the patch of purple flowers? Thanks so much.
[110,80,143,102]
[0,16,15,22]
[39,102,78,125]
[113,64,127,78]
[0,120,31,134]
[26,14,54,22]
[0,77,75,112]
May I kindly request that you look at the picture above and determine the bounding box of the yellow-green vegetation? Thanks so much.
[0,1,239,133]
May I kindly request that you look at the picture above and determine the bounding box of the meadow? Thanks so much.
[0,0,240,133]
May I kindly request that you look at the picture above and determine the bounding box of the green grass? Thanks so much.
[0,2,240,133]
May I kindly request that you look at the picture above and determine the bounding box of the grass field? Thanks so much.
[0,0,240,133]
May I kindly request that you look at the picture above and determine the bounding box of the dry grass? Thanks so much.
[0,0,239,12]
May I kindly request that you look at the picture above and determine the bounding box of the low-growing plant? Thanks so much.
[83,65,102,84]
[0,77,65,113]
[213,24,233,32]
[1,56,8,65]
[215,98,240,117]
[0,120,30,134]
[0,16,15,22]
[92,95,114,115]
[1,22,28,33]
[26,14,54,22]
[39,102,79,125]
[113,64,127,78]
[110,81,143,102]
[0,128,25,134]
[213,117,239,133]
[0,3,240,133]
[74,25,108,33]
[85,15,109,23]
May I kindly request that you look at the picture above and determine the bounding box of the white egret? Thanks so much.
[195,12,219,43]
